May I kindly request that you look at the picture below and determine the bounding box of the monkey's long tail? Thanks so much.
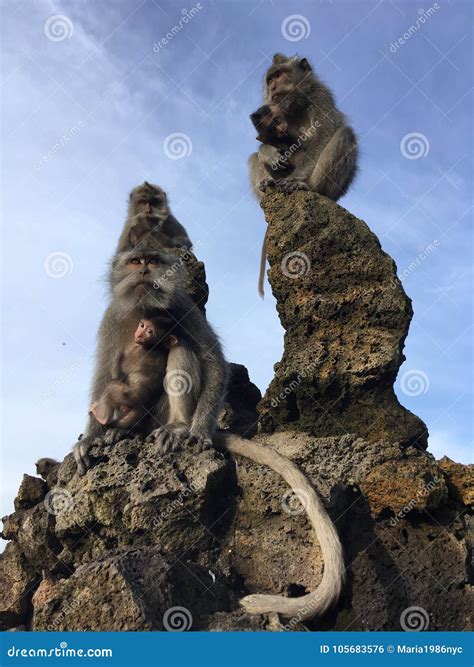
[257,228,268,299]
[214,433,344,622]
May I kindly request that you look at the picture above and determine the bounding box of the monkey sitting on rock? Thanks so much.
[89,315,181,431]
[116,182,192,253]
[249,54,359,296]
[74,248,344,623]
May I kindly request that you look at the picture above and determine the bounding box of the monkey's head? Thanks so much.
[110,248,184,313]
[250,105,289,143]
[264,54,314,106]
[128,182,169,220]
[134,318,157,346]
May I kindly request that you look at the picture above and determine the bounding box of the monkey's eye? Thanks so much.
[148,258,160,265]
[129,258,141,265]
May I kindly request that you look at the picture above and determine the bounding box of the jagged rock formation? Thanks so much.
[1,193,471,632]
[257,192,428,449]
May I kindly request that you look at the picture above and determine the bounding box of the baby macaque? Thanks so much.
[89,317,178,430]
[250,104,294,178]
[251,104,289,144]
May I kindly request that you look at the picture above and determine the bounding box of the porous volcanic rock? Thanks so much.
[257,191,428,449]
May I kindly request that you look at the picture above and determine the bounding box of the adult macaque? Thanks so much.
[89,317,180,430]
[74,249,344,622]
[116,182,192,253]
[249,54,358,295]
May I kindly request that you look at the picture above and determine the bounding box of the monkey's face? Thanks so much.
[129,183,168,219]
[134,319,157,345]
[111,250,182,311]
[251,105,289,144]
[265,56,312,103]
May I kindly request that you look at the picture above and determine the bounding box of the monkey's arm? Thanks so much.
[188,319,228,446]
[307,126,358,200]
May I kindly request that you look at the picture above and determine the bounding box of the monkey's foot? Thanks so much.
[259,178,276,192]
[184,430,213,453]
[274,178,310,194]
[73,436,102,476]
[146,424,189,454]
[103,427,129,446]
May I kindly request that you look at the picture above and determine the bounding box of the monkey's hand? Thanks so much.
[274,177,310,194]
[146,423,190,454]
[73,436,102,476]
[259,178,276,192]
[103,427,129,446]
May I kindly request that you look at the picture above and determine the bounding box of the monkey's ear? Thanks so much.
[272,53,287,64]
[299,57,312,71]
[250,111,260,126]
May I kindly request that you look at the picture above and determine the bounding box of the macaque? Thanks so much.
[36,458,60,485]
[89,316,178,430]
[250,104,294,179]
[115,182,192,254]
[74,249,344,624]
[249,54,358,296]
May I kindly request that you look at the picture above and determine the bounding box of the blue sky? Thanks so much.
[1,0,472,523]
